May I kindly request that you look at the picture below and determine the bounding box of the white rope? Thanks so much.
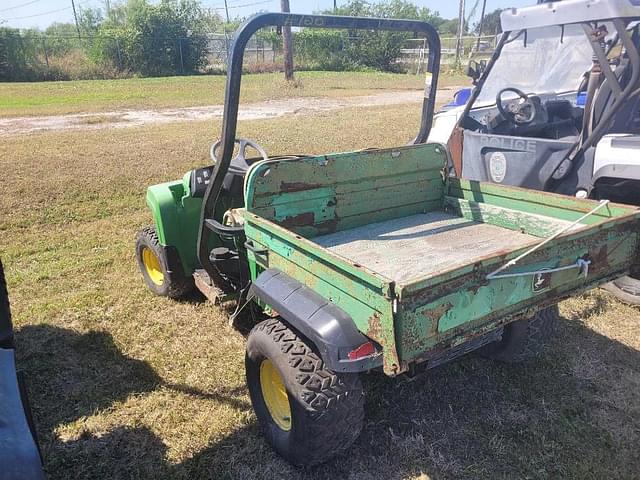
[486,199,610,280]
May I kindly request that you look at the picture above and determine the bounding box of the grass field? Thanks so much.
[1,90,639,479]
[0,71,467,118]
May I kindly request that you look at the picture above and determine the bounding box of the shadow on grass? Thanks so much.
[14,325,250,479]
[15,313,640,480]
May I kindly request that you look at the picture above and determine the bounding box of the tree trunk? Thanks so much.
[280,0,294,81]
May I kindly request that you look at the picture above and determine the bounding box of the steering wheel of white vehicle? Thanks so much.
[496,87,537,125]
[210,138,269,165]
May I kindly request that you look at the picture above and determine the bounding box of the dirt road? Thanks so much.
[0,87,461,136]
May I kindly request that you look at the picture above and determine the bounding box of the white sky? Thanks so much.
[0,0,531,30]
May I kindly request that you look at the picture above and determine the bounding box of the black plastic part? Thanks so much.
[190,165,214,198]
[0,259,13,349]
[197,12,441,284]
[17,371,43,465]
[204,218,245,237]
[210,248,242,285]
[162,244,186,280]
[210,247,234,260]
[249,269,382,373]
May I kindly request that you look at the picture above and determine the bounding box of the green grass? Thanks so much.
[0,71,468,118]
[2,104,639,479]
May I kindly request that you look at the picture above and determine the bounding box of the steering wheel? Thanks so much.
[496,87,537,125]
[210,138,269,165]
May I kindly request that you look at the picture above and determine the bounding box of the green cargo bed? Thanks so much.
[242,143,640,375]
[314,211,542,285]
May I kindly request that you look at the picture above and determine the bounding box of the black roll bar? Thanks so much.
[197,12,442,276]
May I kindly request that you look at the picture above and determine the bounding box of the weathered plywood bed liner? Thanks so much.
[314,211,540,284]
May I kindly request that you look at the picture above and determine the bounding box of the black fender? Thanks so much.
[249,269,382,373]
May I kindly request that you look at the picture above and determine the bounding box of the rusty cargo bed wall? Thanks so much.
[242,144,640,374]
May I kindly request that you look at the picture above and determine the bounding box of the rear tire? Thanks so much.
[245,318,364,466]
[602,275,640,306]
[480,305,558,363]
[135,226,192,299]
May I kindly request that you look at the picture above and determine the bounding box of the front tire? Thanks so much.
[245,318,364,466]
[480,305,558,363]
[135,226,192,299]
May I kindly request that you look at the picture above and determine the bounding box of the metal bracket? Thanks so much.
[487,258,591,280]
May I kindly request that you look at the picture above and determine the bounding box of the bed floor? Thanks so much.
[314,211,538,284]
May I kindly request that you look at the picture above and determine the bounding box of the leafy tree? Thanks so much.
[0,30,10,80]
[44,23,81,56]
[295,29,354,71]
[91,0,214,76]
[304,0,446,72]
[0,27,42,80]
[474,8,503,35]
[79,7,104,34]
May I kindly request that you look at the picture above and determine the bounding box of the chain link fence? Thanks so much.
[0,30,497,81]
[399,35,497,73]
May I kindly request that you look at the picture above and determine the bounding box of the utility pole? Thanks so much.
[71,0,81,39]
[334,0,337,12]
[280,0,294,81]
[105,0,111,19]
[455,0,465,66]
[476,0,487,50]
[223,0,230,23]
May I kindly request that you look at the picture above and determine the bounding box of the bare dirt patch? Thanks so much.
[0,87,461,136]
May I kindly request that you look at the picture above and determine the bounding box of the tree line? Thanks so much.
[0,0,503,82]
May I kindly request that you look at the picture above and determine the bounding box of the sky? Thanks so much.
[0,0,531,30]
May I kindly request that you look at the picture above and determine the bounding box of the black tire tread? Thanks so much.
[251,318,364,466]
[136,226,192,299]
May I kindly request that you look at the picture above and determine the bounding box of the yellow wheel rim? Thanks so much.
[142,247,164,286]
[260,359,291,431]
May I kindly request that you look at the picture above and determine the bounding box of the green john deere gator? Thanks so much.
[135,12,640,466]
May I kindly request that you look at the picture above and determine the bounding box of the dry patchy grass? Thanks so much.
[1,104,639,480]
[0,71,468,118]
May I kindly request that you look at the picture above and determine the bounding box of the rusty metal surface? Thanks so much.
[193,270,225,304]
[395,224,639,363]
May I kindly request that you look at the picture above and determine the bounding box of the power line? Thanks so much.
[228,0,271,8]
[2,6,72,21]
[0,0,268,23]
[0,0,92,21]
[208,0,272,11]
[0,0,43,14]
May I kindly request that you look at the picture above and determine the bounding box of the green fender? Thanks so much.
[145,172,203,275]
